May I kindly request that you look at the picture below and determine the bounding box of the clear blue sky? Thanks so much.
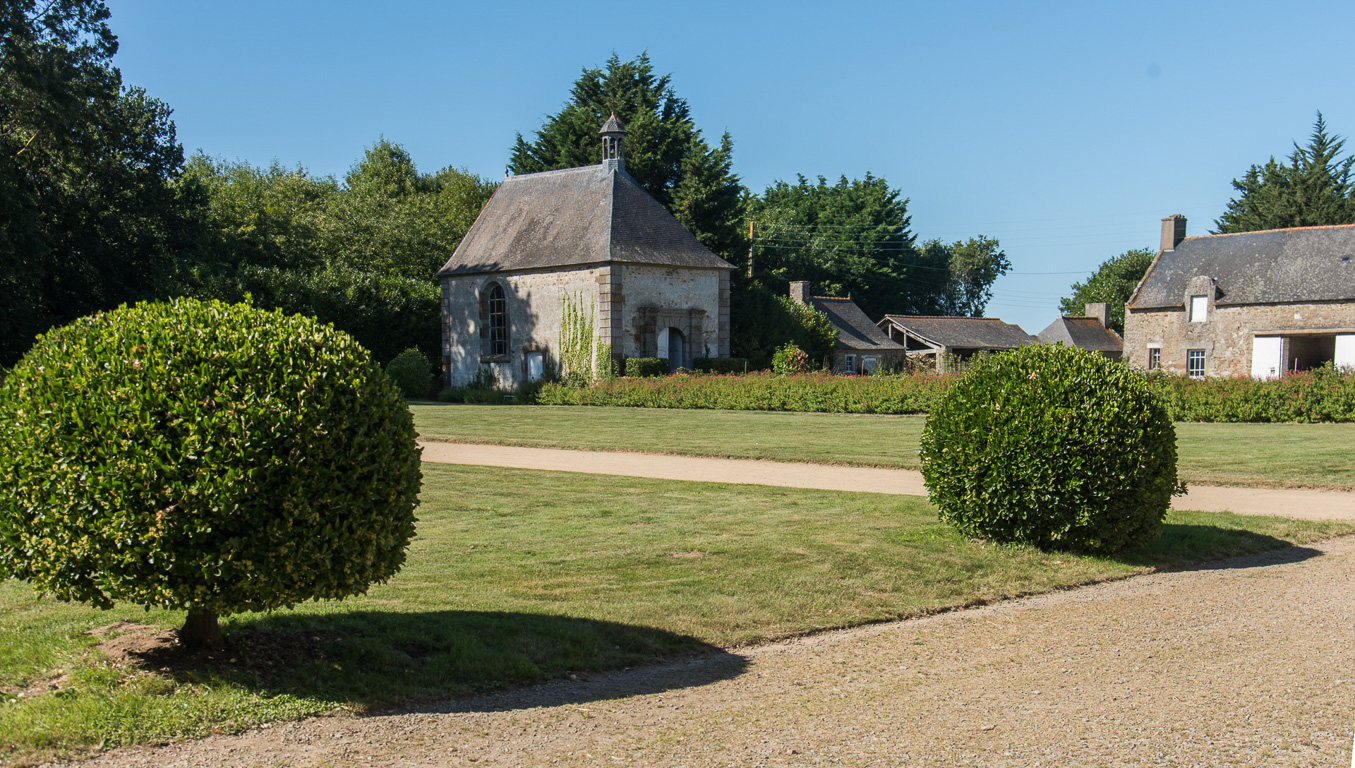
[106,0,1354,334]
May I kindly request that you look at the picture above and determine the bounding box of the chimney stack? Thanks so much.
[1161,215,1186,252]
[1085,302,1109,327]
[789,281,810,305]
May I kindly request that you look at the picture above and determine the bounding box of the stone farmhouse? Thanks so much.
[1037,303,1124,361]
[1124,216,1355,378]
[437,116,734,388]
[788,282,906,373]
[877,314,1037,370]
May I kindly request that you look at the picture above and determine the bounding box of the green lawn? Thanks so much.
[2,463,1350,764]
[412,404,1355,490]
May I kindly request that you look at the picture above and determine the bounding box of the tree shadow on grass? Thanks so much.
[1111,522,1324,572]
[117,610,746,713]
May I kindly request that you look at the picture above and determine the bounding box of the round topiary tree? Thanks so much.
[919,344,1177,554]
[386,347,433,400]
[0,299,422,648]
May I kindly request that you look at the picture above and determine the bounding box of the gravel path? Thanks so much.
[57,536,1355,767]
[418,441,1355,521]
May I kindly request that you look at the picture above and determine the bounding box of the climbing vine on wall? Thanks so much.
[559,292,595,385]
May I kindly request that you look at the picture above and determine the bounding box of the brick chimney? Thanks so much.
[1085,302,1109,327]
[789,281,811,305]
[1161,215,1186,252]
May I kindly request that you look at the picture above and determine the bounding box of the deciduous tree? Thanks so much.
[1058,247,1154,335]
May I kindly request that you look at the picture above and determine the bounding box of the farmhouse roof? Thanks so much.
[1037,316,1123,353]
[877,315,1037,350]
[1128,223,1355,310]
[806,296,905,352]
[437,163,733,276]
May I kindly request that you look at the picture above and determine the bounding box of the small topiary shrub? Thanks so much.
[386,347,433,399]
[771,343,809,375]
[0,299,422,648]
[919,344,1178,554]
[625,357,670,378]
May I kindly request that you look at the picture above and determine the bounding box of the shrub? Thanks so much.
[0,299,422,647]
[771,343,809,375]
[625,357,670,378]
[919,344,1177,554]
[536,370,957,413]
[693,357,750,374]
[386,347,433,399]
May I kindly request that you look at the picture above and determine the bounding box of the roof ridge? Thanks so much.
[1187,222,1355,240]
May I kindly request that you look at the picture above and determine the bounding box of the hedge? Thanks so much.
[693,357,750,374]
[625,357,671,378]
[529,365,1355,422]
[536,371,958,414]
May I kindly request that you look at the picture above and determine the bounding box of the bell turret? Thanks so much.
[600,113,626,171]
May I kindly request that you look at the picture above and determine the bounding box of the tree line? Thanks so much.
[8,3,1351,369]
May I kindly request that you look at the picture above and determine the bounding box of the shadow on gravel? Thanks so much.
[112,610,745,712]
[1112,523,1324,572]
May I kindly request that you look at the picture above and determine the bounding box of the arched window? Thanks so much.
[486,283,508,357]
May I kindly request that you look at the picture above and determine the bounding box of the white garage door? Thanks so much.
[1251,336,1282,380]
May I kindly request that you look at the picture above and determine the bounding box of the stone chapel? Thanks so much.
[436,115,734,387]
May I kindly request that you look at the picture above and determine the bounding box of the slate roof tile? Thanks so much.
[1129,224,1355,309]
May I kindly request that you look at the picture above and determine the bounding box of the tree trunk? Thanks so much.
[179,609,224,650]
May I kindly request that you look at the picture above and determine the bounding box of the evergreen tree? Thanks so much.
[509,53,745,260]
[1058,247,1154,335]
[1215,113,1355,233]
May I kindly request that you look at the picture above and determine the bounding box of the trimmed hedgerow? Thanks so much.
[1145,364,1355,423]
[693,357,749,374]
[535,370,957,413]
[625,357,671,378]
[919,344,1177,554]
[529,363,1355,421]
[0,298,422,645]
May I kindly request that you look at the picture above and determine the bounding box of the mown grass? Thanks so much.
[411,404,1355,490]
[2,463,1351,764]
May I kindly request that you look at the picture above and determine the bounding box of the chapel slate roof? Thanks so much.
[1128,224,1355,310]
[1037,316,1123,353]
[877,315,1038,350]
[806,297,904,351]
[437,164,733,277]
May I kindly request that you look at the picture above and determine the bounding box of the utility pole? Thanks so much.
[747,221,756,279]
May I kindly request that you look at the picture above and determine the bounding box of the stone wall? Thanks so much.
[441,263,730,388]
[441,267,602,389]
[617,265,727,362]
[1124,300,1355,377]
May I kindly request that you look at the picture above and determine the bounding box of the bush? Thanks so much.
[386,347,433,399]
[771,343,809,374]
[625,357,670,378]
[0,299,422,647]
[919,344,1177,554]
[536,370,957,413]
[693,357,750,374]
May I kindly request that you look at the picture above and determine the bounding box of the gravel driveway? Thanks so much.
[54,535,1355,767]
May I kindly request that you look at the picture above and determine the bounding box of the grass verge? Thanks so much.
[411,404,1355,490]
[2,463,1350,764]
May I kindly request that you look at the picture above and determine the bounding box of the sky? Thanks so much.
[105,0,1355,335]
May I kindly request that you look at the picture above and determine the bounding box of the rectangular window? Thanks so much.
[1189,295,1208,322]
[862,356,878,373]
[844,354,856,373]
[1187,349,1205,378]
[1147,347,1161,370]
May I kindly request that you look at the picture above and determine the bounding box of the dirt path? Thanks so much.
[58,536,1355,767]
[419,441,1355,521]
